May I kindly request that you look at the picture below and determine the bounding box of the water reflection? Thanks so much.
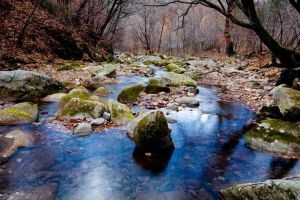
[133,147,174,174]
[269,158,298,179]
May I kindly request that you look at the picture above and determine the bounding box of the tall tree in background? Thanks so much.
[224,0,235,56]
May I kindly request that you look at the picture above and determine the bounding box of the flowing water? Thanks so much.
[0,68,300,199]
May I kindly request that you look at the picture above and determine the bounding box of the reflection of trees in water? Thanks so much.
[268,157,298,179]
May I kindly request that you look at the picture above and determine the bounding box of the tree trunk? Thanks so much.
[224,0,235,56]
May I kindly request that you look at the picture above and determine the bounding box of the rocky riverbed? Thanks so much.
[0,54,299,199]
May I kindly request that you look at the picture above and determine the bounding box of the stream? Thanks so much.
[0,67,300,199]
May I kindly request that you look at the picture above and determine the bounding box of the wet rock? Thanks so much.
[166,63,185,74]
[103,111,111,120]
[257,105,284,119]
[42,93,66,102]
[0,130,33,160]
[118,84,145,103]
[73,123,92,136]
[219,179,300,200]
[0,70,63,99]
[90,118,106,126]
[127,111,174,152]
[94,86,110,96]
[59,98,105,119]
[160,72,197,87]
[60,89,102,107]
[0,102,38,125]
[92,63,117,78]
[272,85,300,121]
[145,79,170,94]
[167,103,178,111]
[246,118,300,158]
[175,97,200,108]
[108,100,135,125]
[293,78,300,90]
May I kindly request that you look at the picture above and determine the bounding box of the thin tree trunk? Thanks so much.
[158,17,166,53]
[224,0,235,56]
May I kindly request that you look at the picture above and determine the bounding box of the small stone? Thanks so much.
[175,97,200,108]
[73,123,92,136]
[90,118,106,126]
[103,112,111,120]
[167,103,178,111]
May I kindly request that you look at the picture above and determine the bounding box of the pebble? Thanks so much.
[90,118,106,126]
[73,123,92,136]
[103,112,111,120]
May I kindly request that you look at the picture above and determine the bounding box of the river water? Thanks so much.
[0,68,300,199]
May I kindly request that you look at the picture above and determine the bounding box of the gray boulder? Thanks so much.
[0,70,63,99]
[175,97,200,107]
[73,123,92,136]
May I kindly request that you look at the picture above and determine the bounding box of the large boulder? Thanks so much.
[73,123,92,136]
[145,79,170,94]
[219,179,300,200]
[272,85,300,121]
[246,118,300,158]
[127,111,174,152]
[59,98,106,119]
[0,70,63,99]
[117,85,145,103]
[0,102,38,125]
[108,100,135,125]
[160,72,197,87]
[92,63,117,78]
[0,130,33,162]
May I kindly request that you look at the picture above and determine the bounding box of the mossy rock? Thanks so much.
[127,111,174,152]
[59,98,105,119]
[108,100,135,125]
[0,70,63,99]
[145,79,170,94]
[118,85,145,103]
[219,179,300,200]
[60,90,100,107]
[160,72,196,87]
[92,63,117,78]
[42,93,67,102]
[166,63,185,74]
[246,118,300,157]
[272,86,300,121]
[94,86,110,97]
[0,102,38,125]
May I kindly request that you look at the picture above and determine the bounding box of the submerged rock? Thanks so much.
[272,85,300,121]
[127,111,174,152]
[73,123,92,136]
[0,70,63,99]
[92,63,117,78]
[108,100,135,125]
[246,119,300,158]
[118,84,145,103]
[175,97,200,108]
[59,98,105,119]
[0,102,38,125]
[160,72,197,87]
[145,79,170,94]
[219,179,300,200]
[0,130,33,161]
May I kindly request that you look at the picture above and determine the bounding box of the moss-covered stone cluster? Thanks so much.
[117,84,145,103]
[144,79,170,94]
[108,100,135,124]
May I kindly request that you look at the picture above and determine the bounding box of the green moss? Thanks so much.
[162,72,197,87]
[0,108,33,121]
[94,86,110,96]
[108,100,135,123]
[118,85,145,103]
[145,79,170,94]
[60,90,99,106]
[246,119,300,145]
[166,64,185,74]
[61,99,104,118]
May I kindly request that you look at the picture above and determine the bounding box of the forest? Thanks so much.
[0,0,300,199]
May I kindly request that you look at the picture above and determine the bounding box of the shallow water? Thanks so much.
[0,68,300,200]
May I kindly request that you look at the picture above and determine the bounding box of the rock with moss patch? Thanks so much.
[272,85,300,121]
[145,79,170,94]
[59,98,105,119]
[60,89,102,107]
[92,64,117,78]
[118,85,145,103]
[94,86,110,96]
[127,111,174,152]
[166,63,185,74]
[108,100,135,125]
[42,93,66,102]
[219,179,300,200]
[246,118,300,158]
[0,102,38,125]
[141,55,162,65]
[160,72,196,87]
[0,70,63,99]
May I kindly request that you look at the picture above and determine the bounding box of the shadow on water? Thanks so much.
[1,70,300,199]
